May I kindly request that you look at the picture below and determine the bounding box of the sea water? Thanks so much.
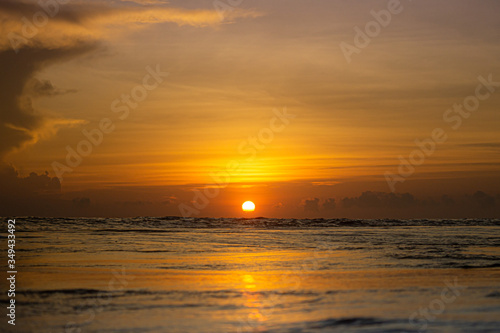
[1,217,499,332]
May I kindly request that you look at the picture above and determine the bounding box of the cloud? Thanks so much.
[0,163,63,215]
[161,196,177,206]
[302,197,320,212]
[0,0,261,159]
[0,164,60,193]
[335,190,499,218]
[273,202,283,209]
[441,194,455,206]
[468,191,496,209]
[0,43,98,159]
[26,78,77,96]
[322,198,336,210]
[457,143,500,153]
[0,0,262,51]
[341,191,417,209]
[459,143,500,148]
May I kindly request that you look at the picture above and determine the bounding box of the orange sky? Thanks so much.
[1,0,499,218]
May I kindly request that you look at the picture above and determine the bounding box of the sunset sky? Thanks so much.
[1,0,499,218]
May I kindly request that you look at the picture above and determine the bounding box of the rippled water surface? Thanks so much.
[1,217,500,332]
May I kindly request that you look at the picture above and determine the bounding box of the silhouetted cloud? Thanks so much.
[342,191,417,209]
[303,198,320,212]
[333,190,499,218]
[441,194,455,206]
[0,163,63,215]
[0,164,60,193]
[468,191,496,209]
[322,198,336,210]
[0,44,97,158]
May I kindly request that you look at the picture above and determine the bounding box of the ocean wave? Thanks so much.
[12,217,500,232]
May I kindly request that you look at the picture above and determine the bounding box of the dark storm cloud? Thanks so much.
[0,0,108,159]
[0,44,99,158]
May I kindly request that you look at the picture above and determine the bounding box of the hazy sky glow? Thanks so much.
[1,0,499,218]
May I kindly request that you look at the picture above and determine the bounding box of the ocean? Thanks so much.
[1,217,500,333]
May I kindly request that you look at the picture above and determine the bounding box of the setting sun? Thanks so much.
[242,201,256,212]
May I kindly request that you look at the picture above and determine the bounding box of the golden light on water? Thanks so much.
[242,201,256,212]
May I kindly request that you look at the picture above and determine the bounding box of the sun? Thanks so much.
[242,201,255,212]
